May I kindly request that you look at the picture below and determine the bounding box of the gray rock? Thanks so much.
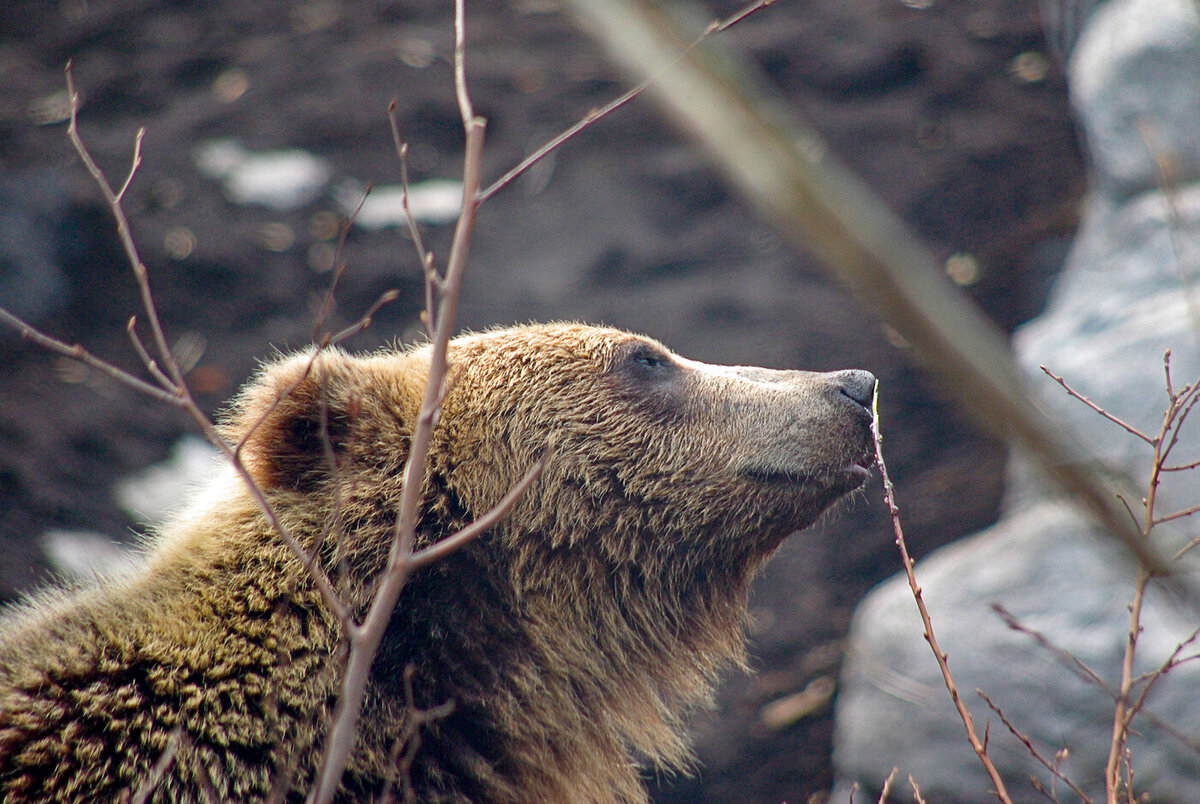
[1010,185,1200,523]
[835,500,1200,803]
[833,0,1200,799]
[834,189,1200,800]
[1070,0,1200,199]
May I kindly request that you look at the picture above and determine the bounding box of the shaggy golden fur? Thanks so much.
[0,323,875,802]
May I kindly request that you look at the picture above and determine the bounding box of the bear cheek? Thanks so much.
[721,413,870,523]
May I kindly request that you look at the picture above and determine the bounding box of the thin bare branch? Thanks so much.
[1127,628,1200,719]
[1131,652,1200,688]
[1172,531,1200,560]
[877,768,898,804]
[174,729,221,804]
[992,604,1112,692]
[408,454,546,572]
[66,63,182,390]
[1160,380,1200,465]
[1163,350,1176,401]
[872,388,1013,803]
[907,775,927,804]
[313,186,372,343]
[307,39,491,794]
[128,725,184,804]
[452,0,473,126]
[115,127,145,203]
[1142,115,1200,332]
[126,316,175,390]
[1157,501,1200,527]
[0,305,184,406]
[1115,495,1142,533]
[45,69,356,627]
[478,85,645,204]
[383,665,456,804]
[977,691,1093,804]
[329,289,401,346]
[387,101,435,279]
[479,0,776,205]
[996,604,1200,760]
[1104,569,1148,798]
[708,0,777,33]
[1104,371,1180,804]
[187,408,349,622]
[1040,366,1154,444]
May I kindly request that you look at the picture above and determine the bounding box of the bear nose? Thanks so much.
[833,369,876,410]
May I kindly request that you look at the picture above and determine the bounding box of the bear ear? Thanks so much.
[222,350,359,492]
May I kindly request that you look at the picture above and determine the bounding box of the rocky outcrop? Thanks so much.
[833,0,1200,800]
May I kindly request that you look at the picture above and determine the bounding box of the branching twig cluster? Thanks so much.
[869,353,1200,802]
[0,2,782,801]
[870,389,1014,803]
[1041,356,1200,804]
[868,307,1199,804]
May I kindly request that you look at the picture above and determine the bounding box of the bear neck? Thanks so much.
[366,521,760,803]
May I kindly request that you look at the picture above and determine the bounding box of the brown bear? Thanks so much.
[0,322,875,803]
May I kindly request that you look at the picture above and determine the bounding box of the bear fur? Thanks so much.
[0,322,875,803]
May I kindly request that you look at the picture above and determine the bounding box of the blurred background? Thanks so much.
[0,1,1085,800]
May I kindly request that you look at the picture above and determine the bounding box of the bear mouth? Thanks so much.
[742,456,874,490]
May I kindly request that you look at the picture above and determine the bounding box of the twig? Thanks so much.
[1140,121,1200,333]
[877,767,898,804]
[997,604,1200,760]
[408,454,546,572]
[306,115,487,804]
[66,63,181,391]
[478,84,645,205]
[1161,457,1200,472]
[128,725,184,804]
[452,0,474,127]
[125,316,174,390]
[992,604,1111,692]
[0,306,183,406]
[1102,355,1194,803]
[386,102,437,318]
[1105,520,1150,801]
[1157,501,1200,527]
[1040,367,1154,444]
[871,387,1013,803]
[313,186,373,343]
[1164,350,1175,401]
[908,775,928,804]
[50,67,352,621]
[114,128,144,203]
[477,0,777,204]
[176,729,221,804]
[306,3,494,797]
[380,665,456,804]
[329,289,401,346]
[707,0,777,33]
[977,691,1093,804]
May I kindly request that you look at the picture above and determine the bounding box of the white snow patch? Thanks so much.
[195,139,332,211]
[115,435,221,525]
[40,529,138,581]
[336,179,464,229]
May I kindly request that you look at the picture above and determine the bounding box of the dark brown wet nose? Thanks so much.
[833,369,876,410]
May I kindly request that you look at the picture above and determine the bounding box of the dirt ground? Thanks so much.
[0,0,1084,800]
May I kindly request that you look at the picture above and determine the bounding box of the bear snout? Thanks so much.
[830,369,876,415]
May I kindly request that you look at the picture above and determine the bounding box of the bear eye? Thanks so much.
[635,351,665,369]
[614,342,682,419]
[624,344,675,377]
